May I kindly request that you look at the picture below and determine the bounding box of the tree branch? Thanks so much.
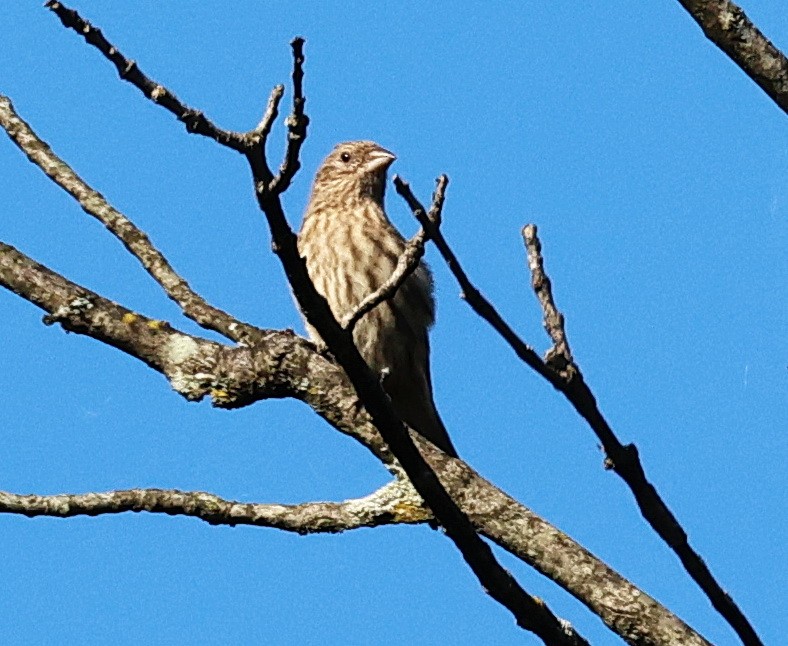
[522,224,574,376]
[520,225,762,646]
[45,1,251,149]
[394,178,757,644]
[270,38,309,194]
[0,95,258,345]
[394,175,560,385]
[242,40,588,646]
[341,228,428,331]
[0,237,708,645]
[0,479,429,533]
[341,175,450,333]
[9,11,585,628]
[676,0,788,114]
[20,3,726,642]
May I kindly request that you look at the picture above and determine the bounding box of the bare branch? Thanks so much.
[676,0,788,114]
[250,84,285,142]
[0,237,709,645]
[341,230,427,331]
[522,224,574,376]
[0,479,429,533]
[394,179,755,644]
[45,1,250,150]
[0,95,258,345]
[520,226,763,646]
[21,5,728,641]
[393,175,561,389]
[270,38,309,194]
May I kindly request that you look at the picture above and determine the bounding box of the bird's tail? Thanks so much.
[385,358,458,458]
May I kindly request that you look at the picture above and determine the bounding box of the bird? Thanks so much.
[297,141,458,457]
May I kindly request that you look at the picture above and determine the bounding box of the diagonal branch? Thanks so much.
[675,0,788,114]
[520,225,762,646]
[244,45,587,646]
[0,237,709,645]
[394,178,758,644]
[393,175,560,387]
[45,1,250,150]
[341,177,451,331]
[0,95,259,345]
[341,228,428,331]
[30,4,727,642]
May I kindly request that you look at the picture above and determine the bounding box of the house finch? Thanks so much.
[297,141,458,457]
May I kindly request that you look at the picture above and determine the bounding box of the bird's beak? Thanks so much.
[365,148,396,173]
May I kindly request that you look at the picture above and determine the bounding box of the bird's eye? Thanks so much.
[340,152,351,163]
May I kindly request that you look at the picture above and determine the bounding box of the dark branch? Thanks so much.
[42,7,585,640]
[270,38,309,194]
[519,225,763,646]
[45,1,249,150]
[395,175,758,644]
[393,175,562,390]
[241,43,589,646]
[676,0,788,114]
[29,4,732,642]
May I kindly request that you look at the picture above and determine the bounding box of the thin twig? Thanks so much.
[341,229,428,331]
[676,0,788,114]
[251,84,285,141]
[270,38,309,194]
[45,1,249,150]
[394,176,560,388]
[0,95,259,345]
[341,177,452,330]
[522,225,574,376]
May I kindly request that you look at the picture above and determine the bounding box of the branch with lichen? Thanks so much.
[0,95,258,346]
[0,227,707,646]
[675,0,788,114]
[0,237,704,644]
[42,1,588,637]
[239,40,590,646]
[0,479,430,532]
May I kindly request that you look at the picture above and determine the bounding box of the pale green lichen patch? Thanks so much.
[165,335,208,399]
[166,334,200,365]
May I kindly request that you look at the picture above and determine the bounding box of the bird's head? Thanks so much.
[313,140,396,202]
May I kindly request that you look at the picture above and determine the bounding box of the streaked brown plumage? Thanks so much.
[297,141,457,457]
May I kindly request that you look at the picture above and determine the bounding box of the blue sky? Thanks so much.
[1,2,785,644]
